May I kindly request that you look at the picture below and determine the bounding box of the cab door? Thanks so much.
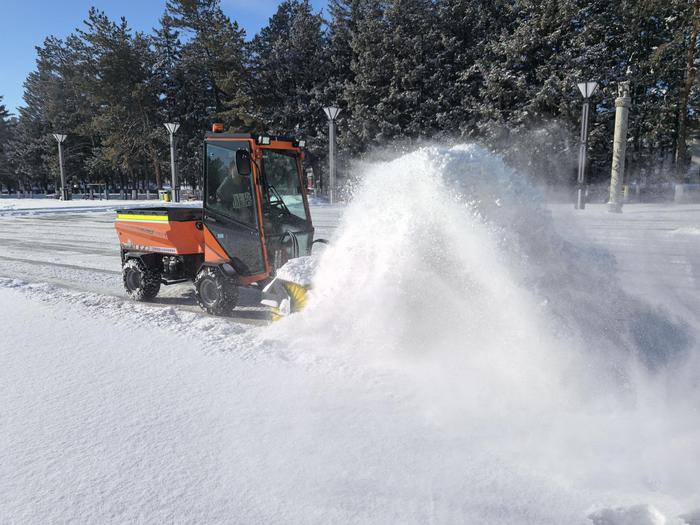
[203,140,265,276]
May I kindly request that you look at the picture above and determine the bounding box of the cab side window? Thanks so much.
[205,144,257,227]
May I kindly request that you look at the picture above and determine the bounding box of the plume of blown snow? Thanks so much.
[266,144,700,518]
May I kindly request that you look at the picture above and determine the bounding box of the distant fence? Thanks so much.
[547,182,700,205]
[0,189,201,201]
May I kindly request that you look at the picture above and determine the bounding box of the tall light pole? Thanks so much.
[52,133,69,201]
[575,81,598,210]
[323,107,341,204]
[164,123,180,203]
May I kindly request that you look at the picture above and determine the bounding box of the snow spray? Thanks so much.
[268,144,700,521]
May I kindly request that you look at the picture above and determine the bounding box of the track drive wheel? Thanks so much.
[195,267,239,316]
[123,258,161,301]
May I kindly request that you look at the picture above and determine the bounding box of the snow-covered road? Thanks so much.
[0,203,344,323]
[2,146,700,525]
[551,203,700,323]
[2,201,695,326]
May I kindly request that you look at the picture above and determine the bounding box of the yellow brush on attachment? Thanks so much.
[261,278,310,321]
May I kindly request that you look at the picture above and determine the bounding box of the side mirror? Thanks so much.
[236,149,251,176]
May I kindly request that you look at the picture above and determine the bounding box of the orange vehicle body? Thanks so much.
[115,213,203,255]
[116,212,271,285]
[115,132,315,311]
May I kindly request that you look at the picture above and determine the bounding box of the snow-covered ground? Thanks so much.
[0,200,341,321]
[551,202,700,320]
[0,198,157,216]
[2,146,700,524]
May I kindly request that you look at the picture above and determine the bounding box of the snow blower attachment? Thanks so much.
[261,278,309,321]
[114,125,315,318]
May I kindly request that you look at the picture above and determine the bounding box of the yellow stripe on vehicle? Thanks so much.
[116,214,169,221]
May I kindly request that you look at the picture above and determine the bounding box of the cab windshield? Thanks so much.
[261,149,309,225]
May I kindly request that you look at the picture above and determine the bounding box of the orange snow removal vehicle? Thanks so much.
[114,125,315,316]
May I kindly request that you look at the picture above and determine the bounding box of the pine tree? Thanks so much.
[467,0,619,185]
[607,0,696,185]
[75,9,161,190]
[673,0,699,180]
[436,0,517,137]
[153,14,218,188]
[344,0,391,149]
[251,0,327,154]
[345,0,443,151]
[9,35,93,192]
[5,0,697,192]
[382,0,443,140]
[322,0,359,107]
[152,16,201,188]
[165,0,255,128]
[0,96,17,189]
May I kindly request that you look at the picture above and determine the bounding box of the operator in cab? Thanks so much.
[212,158,255,225]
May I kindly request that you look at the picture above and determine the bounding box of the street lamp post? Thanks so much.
[164,123,181,203]
[322,107,342,204]
[52,133,69,200]
[575,81,598,210]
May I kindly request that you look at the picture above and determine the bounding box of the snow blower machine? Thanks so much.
[114,125,316,317]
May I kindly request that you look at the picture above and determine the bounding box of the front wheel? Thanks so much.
[194,267,239,315]
[122,258,161,301]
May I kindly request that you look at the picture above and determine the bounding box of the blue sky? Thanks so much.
[0,0,328,115]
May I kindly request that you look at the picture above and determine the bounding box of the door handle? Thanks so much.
[206,216,217,223]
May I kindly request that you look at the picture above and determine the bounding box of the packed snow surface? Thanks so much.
[2,145,700,523]
[0,198,200,216]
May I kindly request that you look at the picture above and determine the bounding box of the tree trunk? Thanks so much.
[150,145,162,189]
[675,0,700,182]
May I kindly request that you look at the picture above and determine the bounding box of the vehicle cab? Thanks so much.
[203,128,315,285]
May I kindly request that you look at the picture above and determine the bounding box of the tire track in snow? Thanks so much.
[0,278,271,358]
[0,254,121,276]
